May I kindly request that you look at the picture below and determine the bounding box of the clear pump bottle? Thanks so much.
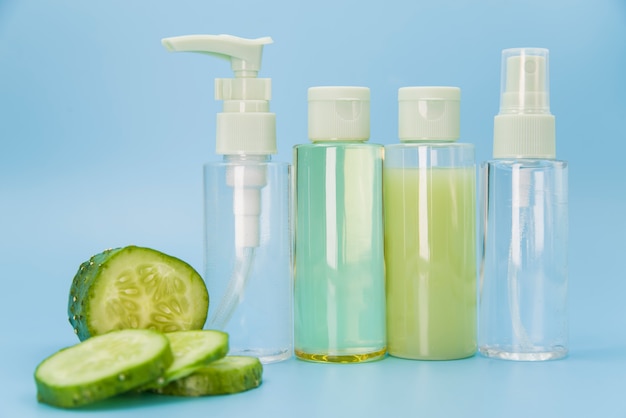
[384,87,476,360]
[162,34,292,363]
[479,48,568,361]
[294,87,386,363]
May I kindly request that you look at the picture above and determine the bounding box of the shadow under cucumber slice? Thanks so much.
[68,246,209,341]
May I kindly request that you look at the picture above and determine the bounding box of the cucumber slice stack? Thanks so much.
[35,329,173,408]
[36,246,264,409]
[35,329,263,409]
[68,246,209,340]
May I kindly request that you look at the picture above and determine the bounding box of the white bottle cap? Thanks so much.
[493,48,555,159]
[308,86,370,141]
[398,86,460,142]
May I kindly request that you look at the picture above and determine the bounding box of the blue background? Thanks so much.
[1,0,625,417]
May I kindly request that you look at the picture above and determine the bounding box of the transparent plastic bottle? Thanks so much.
[294,87,386,363]
[385,87,476,360]
[204,155,292,363]
[162,34,292,363]
[479,48,568,361]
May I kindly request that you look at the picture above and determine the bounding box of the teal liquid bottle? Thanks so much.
[294,87,386,363]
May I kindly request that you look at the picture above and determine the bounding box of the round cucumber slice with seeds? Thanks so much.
[35,329,173,408]
[68,246,209,340]
[155,356,263,396]
[145,330,229,389]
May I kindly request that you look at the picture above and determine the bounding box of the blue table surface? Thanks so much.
[1,192,625,418]
[2,323,625,418]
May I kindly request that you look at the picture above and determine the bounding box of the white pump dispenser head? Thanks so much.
[493,48,555,159]
[161,34,276,155]
[162,34,277,248]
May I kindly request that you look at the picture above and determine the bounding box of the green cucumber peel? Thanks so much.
[68,246,209,340]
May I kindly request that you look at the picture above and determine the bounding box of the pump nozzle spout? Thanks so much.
[161,34,273,77]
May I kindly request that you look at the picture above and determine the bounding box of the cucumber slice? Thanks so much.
[68,246,209,341]
[34,329,173,408]
[148,330,229,388]
[155,356,263,396]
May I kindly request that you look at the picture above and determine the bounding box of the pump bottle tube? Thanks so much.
[204,156,292,363]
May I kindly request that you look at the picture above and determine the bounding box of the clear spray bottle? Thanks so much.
[479,48,568,361]
[162,34,292,363]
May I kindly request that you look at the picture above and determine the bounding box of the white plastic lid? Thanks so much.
[308,86,370,141]
[398,86,460,141]
[493,48,555,159]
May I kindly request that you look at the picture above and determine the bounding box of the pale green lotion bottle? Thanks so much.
[384,87,476,360]
[294,86,386,363]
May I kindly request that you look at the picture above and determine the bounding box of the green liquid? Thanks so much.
[294,143,386,362]
[384,166,476,360]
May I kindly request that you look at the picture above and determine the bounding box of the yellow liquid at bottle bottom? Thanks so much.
[295,347,387,363]
[384,167,476,360]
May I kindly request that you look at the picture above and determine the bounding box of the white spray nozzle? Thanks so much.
[493,47,556,159]
[500,48,550,115]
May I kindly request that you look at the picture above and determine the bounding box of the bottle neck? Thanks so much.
[223,154,271,163]
[310,138,368,144]
[400,139,457,144]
